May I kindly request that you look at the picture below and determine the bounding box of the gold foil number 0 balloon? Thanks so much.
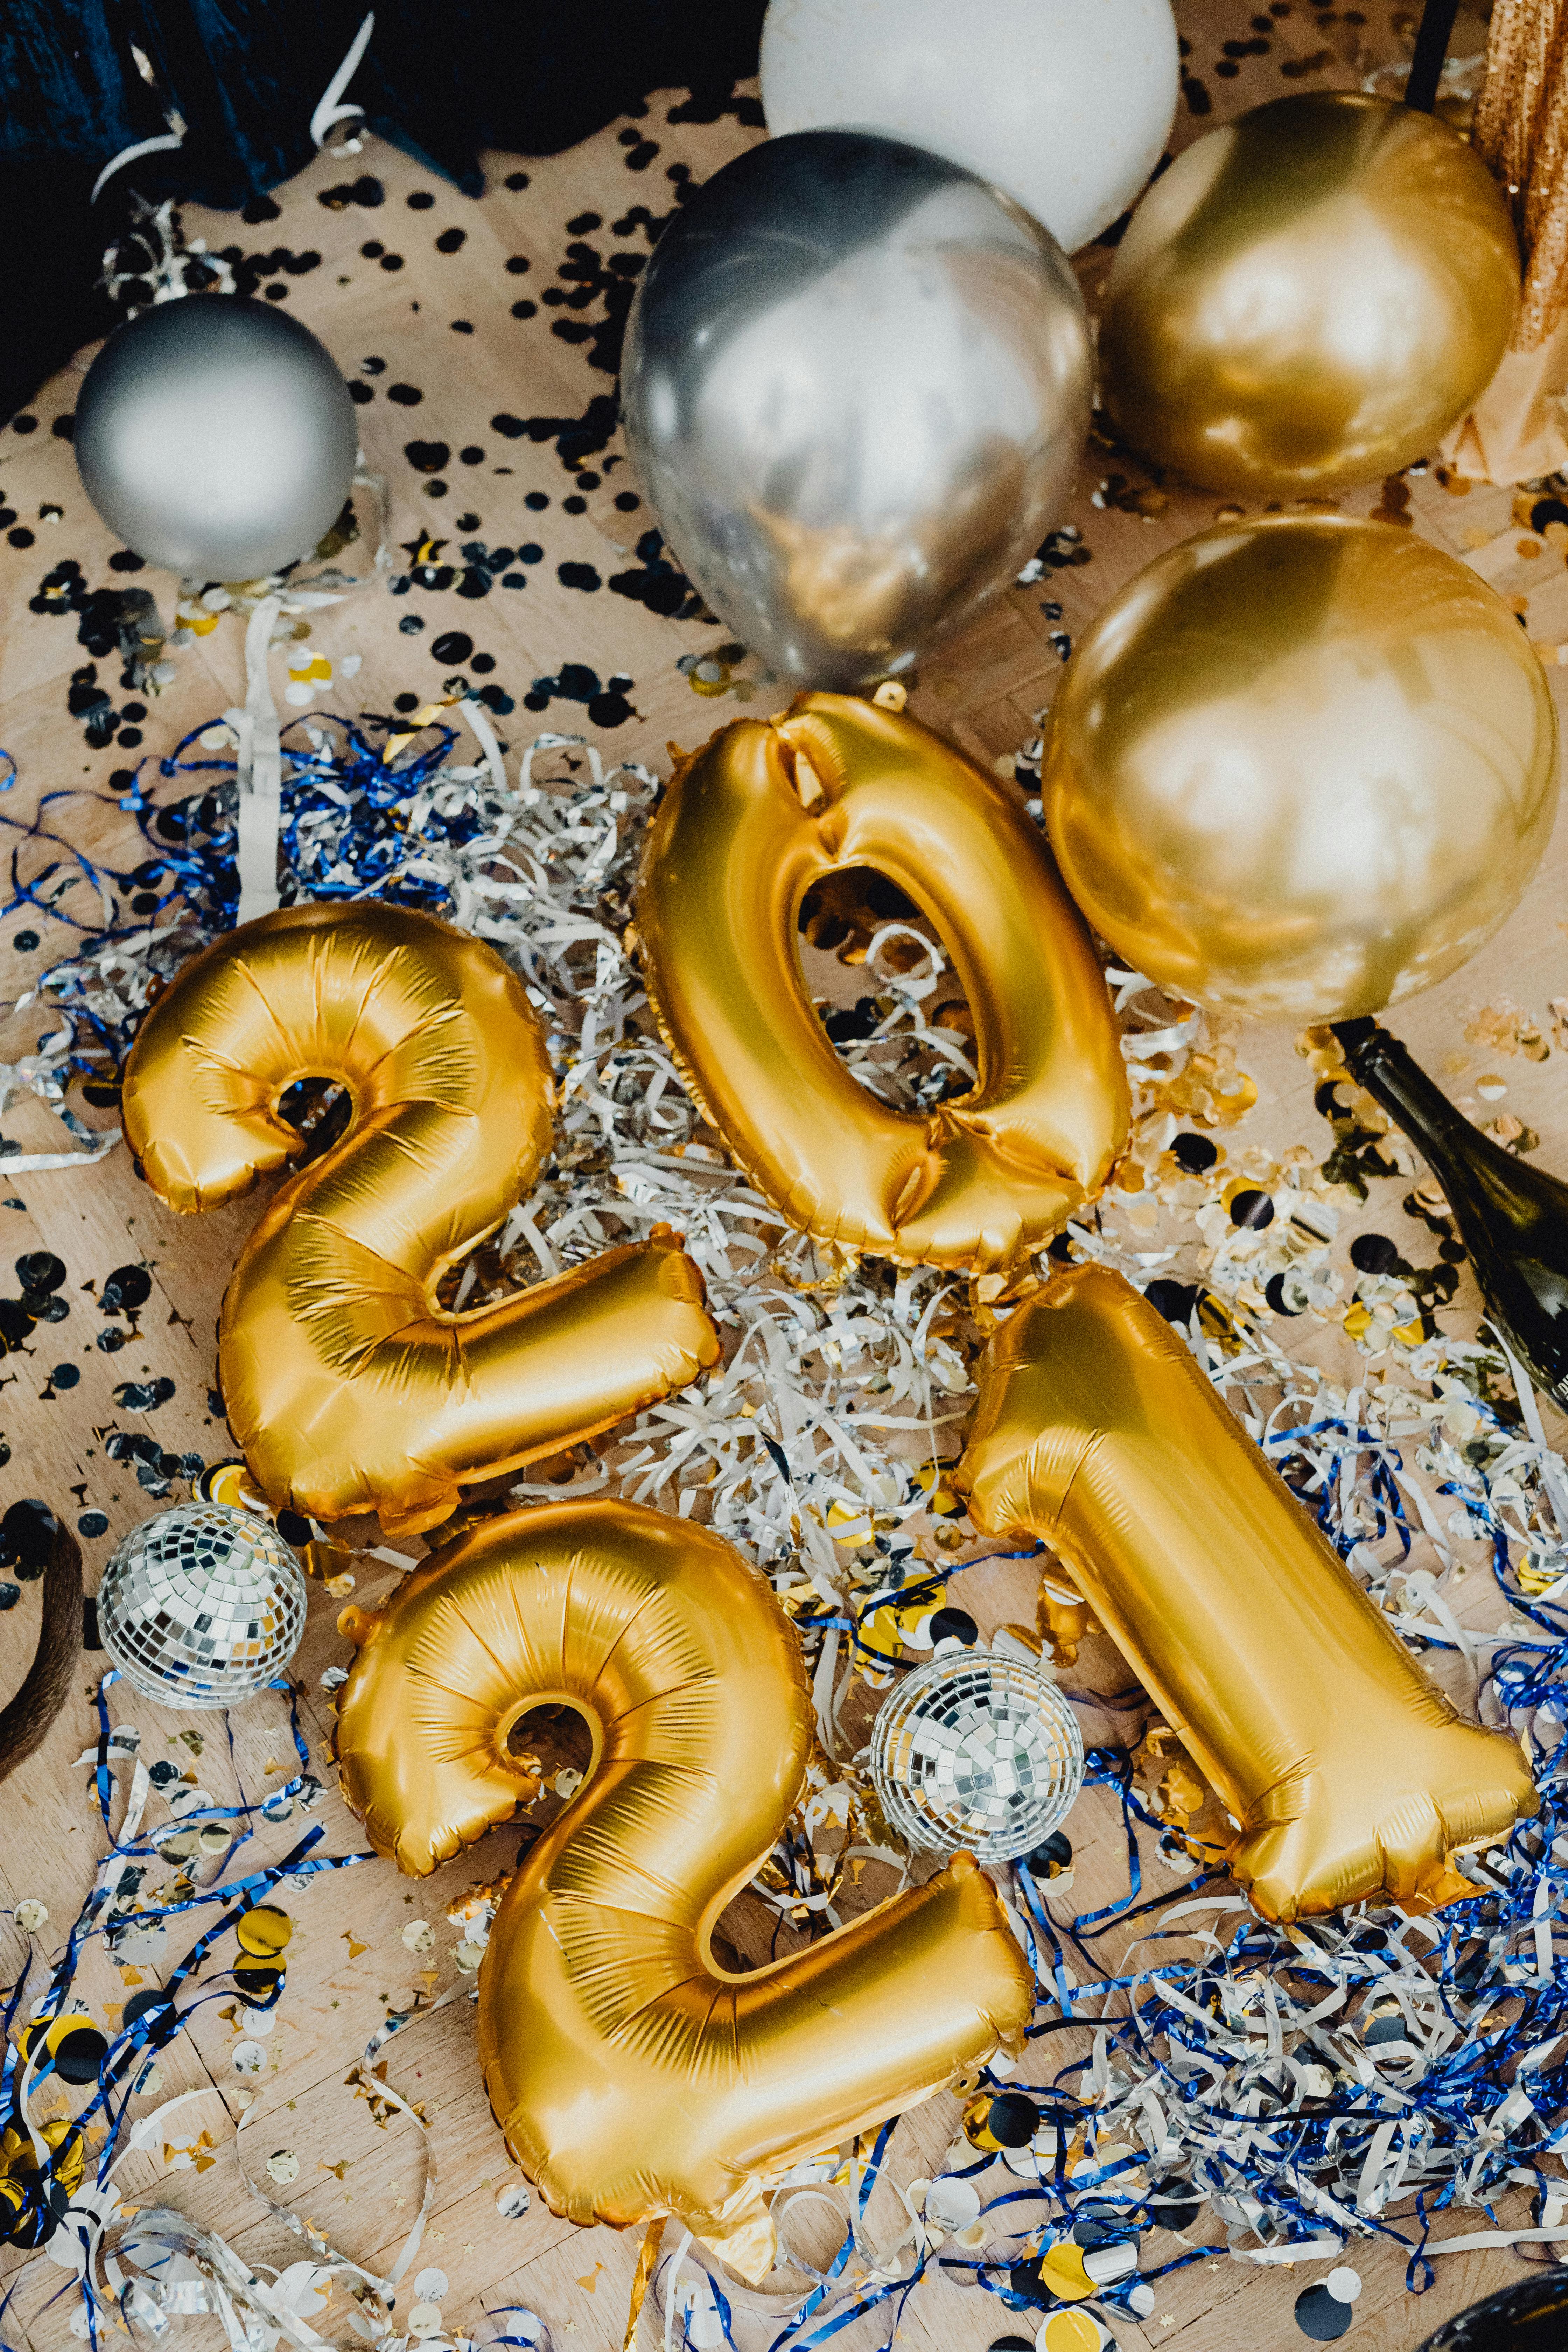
[960,1266,1536,1920]
[122,903,719,1537]
[336,1500,1034,2276]
[638,692,1129,1271]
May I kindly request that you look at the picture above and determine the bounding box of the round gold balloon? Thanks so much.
[336,1500,1033,2278]
[1042,515,1559,1021]
[1098,92,1519,495]
[960,1265,1537,1920]
[638,691,1128,1272]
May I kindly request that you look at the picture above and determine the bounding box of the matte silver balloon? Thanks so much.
[75,295,359,581]
[621,129,1091,688]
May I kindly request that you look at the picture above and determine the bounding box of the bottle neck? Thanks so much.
[1334,1022,1482,1160]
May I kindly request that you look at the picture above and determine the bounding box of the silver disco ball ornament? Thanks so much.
[98,1503,307,1710]
[870,1649,1084,1860]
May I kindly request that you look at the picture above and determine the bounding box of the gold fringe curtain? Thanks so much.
[1472,0,1568,352]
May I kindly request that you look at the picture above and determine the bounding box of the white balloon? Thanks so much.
[760,0,1180,253]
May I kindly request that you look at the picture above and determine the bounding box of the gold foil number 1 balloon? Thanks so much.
[122,903,719,1538]
[960,1266,1535,1920]
[335,1499,1034,2276]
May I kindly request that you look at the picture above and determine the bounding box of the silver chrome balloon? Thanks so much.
[621,129,1091,688]
[75,295,359,581]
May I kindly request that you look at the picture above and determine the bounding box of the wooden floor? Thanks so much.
[1,1,1566,2347]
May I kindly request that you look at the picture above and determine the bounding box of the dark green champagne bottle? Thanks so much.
[1333,1017,1568,1407]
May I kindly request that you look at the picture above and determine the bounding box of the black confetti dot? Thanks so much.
[405,440,450,472]
[14,930,37,950]
[100,1263,152,1316]
[9,528,35,549]
[431,630,474,663]
[518,542,543,561]
[506,256,531,275]
[1172,1132,1218,1172]
[1350,1231,1400,1276]
[435,227,465,253]
[17,1252,64,1293]
[360,239,385,259]
[0,1585,16,1611]
[1293,2284,1352,2341]
[394,692,419,711]
[78,1511,109,1537]
[460,445,485,465]
[567,210,602,232]
[0,1298,37,1350]
[1145,1278,1200,1326]
[504,170,530,190]
[564,494,587,514]
[407,190,435,209]
[108,549,145,571]
[380,252,405,271]
[353,176,384,206]
[388,383,423,406]
[558,562,601,591]
[450,319,474,333]
[470,652,496,674]
[614,491,640,511]
[1228,1187,1274,1229]
[348,379,374,405]
[360,355,386,375]
[492,413,526,438]
[51,1363,80,1388]
[11,415,37,435]
[399,614,426,635]
[52,415,74,440]
[985,2091,1038,2147]
[511,300,538,320]
[112,1376,176,1410]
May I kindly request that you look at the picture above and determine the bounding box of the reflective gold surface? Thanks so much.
[122,905,718,1538]
[960,1266,1536,1920]
[1042,515,1559,1022]
[336,1501,1034,2277]
[639,692,1128,1272]
[1099,92,1519,495]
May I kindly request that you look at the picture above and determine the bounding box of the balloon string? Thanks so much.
[624,2218,666,2352]
[233,595,284,924]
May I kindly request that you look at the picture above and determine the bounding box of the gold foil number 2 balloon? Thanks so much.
[335,1499,1034,2277]
[960,1266,1535,1921]
[121,902,719,1538]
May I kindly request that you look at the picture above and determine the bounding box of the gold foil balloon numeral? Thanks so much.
[959,1265,1536,1921]
[637,691,1129,1274]
[334,1500,1034,2277]
[121,903,719,1538]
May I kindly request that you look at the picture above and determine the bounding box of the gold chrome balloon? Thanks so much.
[336,1500,1034,2277]
[960,1266,1536,1920]
[122,904,719,1538]
[1098,92,1519,495]
[1042,515,1559,1022]
[639,692,1128,1271]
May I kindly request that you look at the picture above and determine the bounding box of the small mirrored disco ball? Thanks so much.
[98,1503,307,1710]
[869,1649,1084,1860]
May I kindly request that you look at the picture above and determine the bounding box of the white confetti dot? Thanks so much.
[266,2149,300,2184]
[413,2270,449,2303]
[14,1900,48,1933]
[407,2304,444,2336]
[924,2175,980,2229]
[401,1920,435,1953]
[454,1941,486,1974]
[242,2005,277,2036]
[232,2040,266,2075]
[496,2180,531,2219]
[1325,2267,1363,2303]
